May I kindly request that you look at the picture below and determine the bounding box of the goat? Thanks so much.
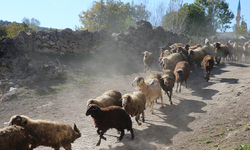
[132,76,163,114]
[87,89,122,108]
[202,55,215,82]
[120,91,146,125]
[141,51,153,73]
[86,104,134,146]
[8,115,81,150]
[174,61,191,92]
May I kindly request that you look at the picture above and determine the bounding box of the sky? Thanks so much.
[1,0,249,32]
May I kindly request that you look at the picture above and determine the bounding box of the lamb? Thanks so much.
[86,104,134,146]
[132,76,163,114]
[202,55,215,82]
[86,89,122,108]
[214,42,229,65]
[174,61,191,92]
[188,46,208,69]
[120,91,146,125]
[8,115,81,150]
[141,51,153,73]
[160,52,186,71]
[0,125,38,150]
[160,69,175,105]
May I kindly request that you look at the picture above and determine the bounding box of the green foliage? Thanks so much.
[233,23,248,38]
[78,0,150,35]
[6,22,30,38]
[0,25,7,40]
[235,145,250,150]
[162,0,234,37]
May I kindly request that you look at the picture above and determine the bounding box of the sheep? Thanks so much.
[188,46,208,69]
[214,42,229,65]
[86,89,122,108]
[132,76,163,114]
[141,51,153,73]
[0,125,38,150]
[8,115,81,150]
[86,104,134,146]
[202,55,215,82]
[174,61,191,92]
[176,45,189,58]
[158,46,171,65]
[160,52,187,71]
[161,69,175,105]
[243,42,250,60]
[233,42,244,61]
[120,91,146,125]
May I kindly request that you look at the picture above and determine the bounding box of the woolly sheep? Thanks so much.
[132,76,163,114]
[233,42,244,61]
[141,51,153,73]
[161,69,175,105]
[86,104,134,146]
[174,61,191,92]
[0,125,38,150]
[214,42,229,65]
[160,53,186,71]
[86,89,122,108]
[188,46,208,69]
[8,115,81,150]
[120,91,146,125]
[202,55,215,82]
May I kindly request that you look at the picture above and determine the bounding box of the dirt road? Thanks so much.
[1,61,250,150]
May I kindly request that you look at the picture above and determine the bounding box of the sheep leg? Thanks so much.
[179,81,182,92]
[176,82,179,92]
[185,80,187,88]
[135,115,141,125]
[142,111,145,122]
[160,94,164,108]
[96,132,106,146]
[151,101,154,114]
[62,144,72,150]
[130,128,135,140]
[116,129,124,142]
[169,90,173,105]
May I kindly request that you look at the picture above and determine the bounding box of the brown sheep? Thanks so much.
[202,55,215,82]
[132,76,163,114]
[86,89,122,108]
[0,125,38,150]
[141,51,153,73]
[9,115,81,150]
[86,104,134,146]
[214,42,229,65]
[120,91,146,125]
[174,61,191,92]
[161,69,175,105]
[160,53,186,71]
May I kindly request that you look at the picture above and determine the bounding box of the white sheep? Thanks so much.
[121,91,146,125]
[86,89,122,108]
[141,51,153,73]
[132,76,163,114]
[160,53,186,71]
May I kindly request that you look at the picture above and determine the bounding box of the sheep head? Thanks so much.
[9,115,28,126]
[86,99,98,108]
[184,44,190,50]
[86,104,101,117]
[120,95,131,108]
[141,51,150,59]
[132,77,144,87]
[176,69,183,80]
[161,75,173,87]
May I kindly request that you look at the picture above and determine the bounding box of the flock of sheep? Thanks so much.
[1,39,250,150]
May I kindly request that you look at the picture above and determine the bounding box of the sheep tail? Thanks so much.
[73,123,81,138]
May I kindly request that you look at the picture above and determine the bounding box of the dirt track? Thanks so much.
[1,60,250,150]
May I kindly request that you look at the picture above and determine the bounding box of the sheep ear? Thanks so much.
[119,98,123,101]
[139,78,143,85]
[127,96,131,102]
